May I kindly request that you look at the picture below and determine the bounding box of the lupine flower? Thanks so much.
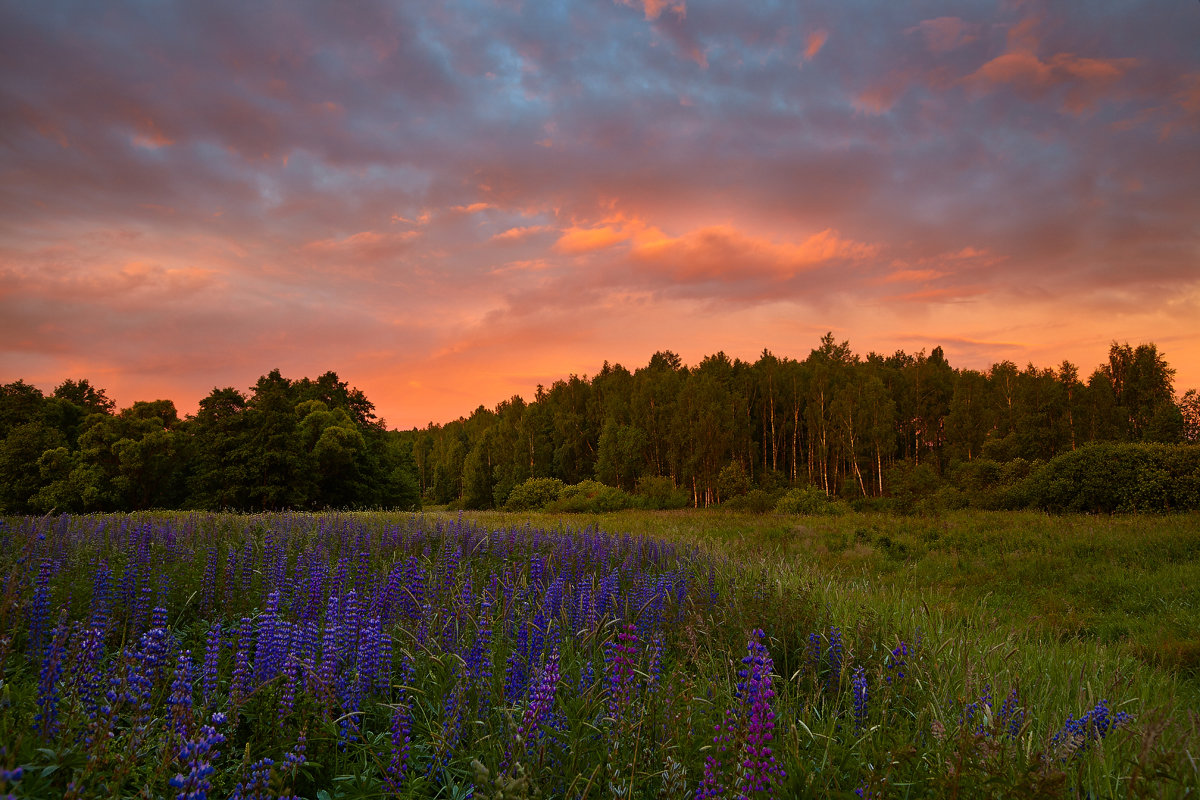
[851,666,868,730]
[1051,699,1132,758]
[827,627,843,690]
[385,699,413,794]
[737,629,785,797]
[169,713,226,800]
[201,624,222,707]
[516,647,561,759]
[884,642,908,684]
[998,687,1025,739]
[33,616,68,739]
[604,624,639,720]
[168,649,195,738]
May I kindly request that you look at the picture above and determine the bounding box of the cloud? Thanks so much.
[804,30,828,61]
[301,230,420,263]
[617,0,686,22]
[553,225,631,255]
[491,225,552,242]
[630,225,878,283]
[963,14,1139,114]
[907,17,979,54]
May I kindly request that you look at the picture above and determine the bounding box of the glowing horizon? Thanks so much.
[2,1,1198,429]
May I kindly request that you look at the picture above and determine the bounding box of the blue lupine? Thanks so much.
[885,642,908,684]
[851,666,868,730]
[169,713,226,800]
[1051,699,1132,758]
[998,687,1025,739]
[827,627,843,690]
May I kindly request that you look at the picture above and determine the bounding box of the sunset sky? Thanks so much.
[2,1,1198,429]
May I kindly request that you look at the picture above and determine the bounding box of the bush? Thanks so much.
[635,476,690,510]
[548,480,635,513]
[775,486,849,516]
[503,477,565,511]
[1024,443,1200,513]
[723,489,778,514]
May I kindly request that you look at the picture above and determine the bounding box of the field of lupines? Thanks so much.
[0,513,1196,798]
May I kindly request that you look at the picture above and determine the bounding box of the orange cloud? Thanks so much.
[804,30,828,61]
[964,15,1138,115]
[491,225,552,242]
[880,269,947,284]
[451,202,497,213]
[553,225,631,254]
[632,225,877,281]
[302,230,420,262]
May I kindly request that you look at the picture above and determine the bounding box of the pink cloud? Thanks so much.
[617,0,686,22]
[631,225,878,282]
[804,30,828,61]
[301,230,420,262]
[553,225,631,254]
[491,225,552,242]
[907,17,979,54]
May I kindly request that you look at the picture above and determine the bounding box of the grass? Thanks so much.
[470,509,1200,685]
[1,509,1198,798]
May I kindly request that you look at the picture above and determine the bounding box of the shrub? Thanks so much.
[775,486,848,516]
[548,480,635,513]
[723,489,778,513]
[634,476,690,510]
[503,477,565,511]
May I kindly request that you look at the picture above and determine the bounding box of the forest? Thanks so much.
[1,336,1198,514]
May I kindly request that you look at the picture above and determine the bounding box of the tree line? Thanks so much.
[0,370,420,513]
[2,337,1197,514]
[406,335,1199,509]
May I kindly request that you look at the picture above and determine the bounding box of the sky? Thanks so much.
[2,1,1198,429]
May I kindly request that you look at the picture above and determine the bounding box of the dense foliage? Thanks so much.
[408,337,1196,511]
[1,512,1191,798]
[2,337,1197,514]
[0,371,420,513]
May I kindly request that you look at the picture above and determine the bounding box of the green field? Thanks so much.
[1,509,1197,798]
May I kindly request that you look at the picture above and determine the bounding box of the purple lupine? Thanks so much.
[33,614,68,739]
[230,617,254,707]
[169,649,195,738]
[805,631,821,679]
[253,590,282,682]
[202,624,222,707]
[318,594,341,705]
[384,699,413,794]
[851,666,868,730]
[229,756,275,800]
[169,713,227,800]
[516,647,561,758]
[72,623,107,718]
[28,558,54,659]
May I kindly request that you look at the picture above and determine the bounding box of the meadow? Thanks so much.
[0,510,1197,798]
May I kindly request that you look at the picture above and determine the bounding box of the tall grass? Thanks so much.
[0,511,1195,798]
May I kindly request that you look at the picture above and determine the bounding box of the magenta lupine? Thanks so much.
[604,623,639,720]
[737,629,785,797]
[697,630,785,799]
